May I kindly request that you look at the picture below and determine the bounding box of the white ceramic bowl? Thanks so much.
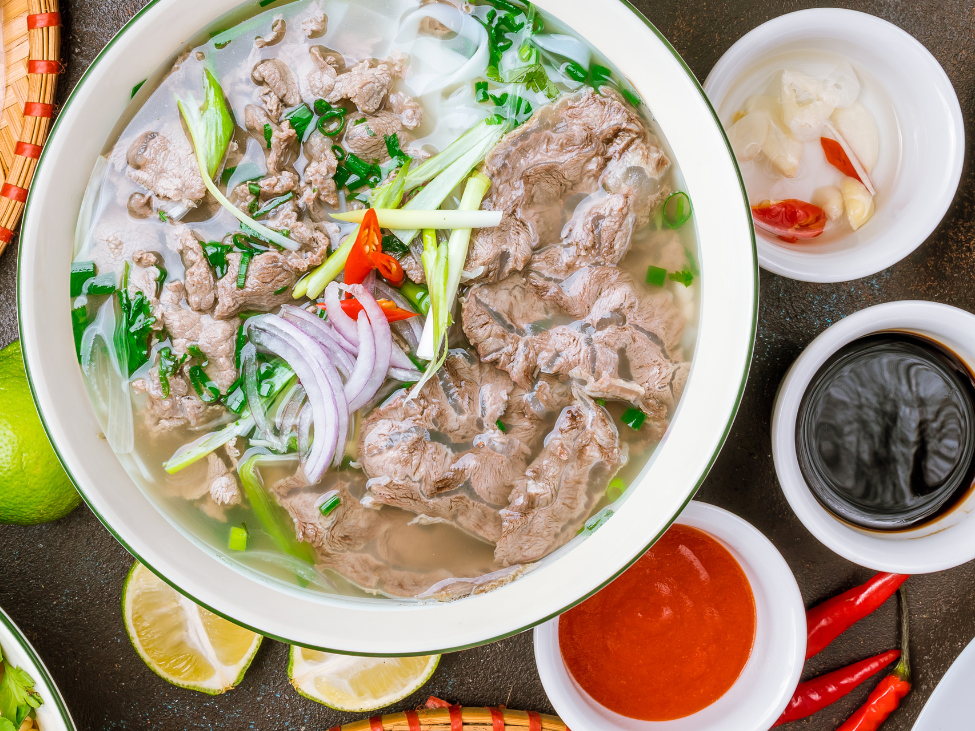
[18,0,756,654]
[534,501,805,731]
[704,9,964,283]
[0,607,76,731]
[772,301,975,572]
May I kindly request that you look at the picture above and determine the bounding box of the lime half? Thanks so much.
[122,561,262,694]
[288,645,440,712]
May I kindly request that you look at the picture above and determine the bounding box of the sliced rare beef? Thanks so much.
[358,350,533,543]
[131,365,222,436]
[324,56,405,114]
[252,59,301,120]
[126,131,206,208]
[496,394,625,566]
[244,105,299,176]
[301,130,340,207]
[463,264,687,429]
[465,88,666,281]
[174,230,216,312]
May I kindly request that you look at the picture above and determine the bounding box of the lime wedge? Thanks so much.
[288,645,440,712]
[122,561,262,694]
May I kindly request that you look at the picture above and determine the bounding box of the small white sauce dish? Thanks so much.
[0,606,76,731]
[703,9,964,283]
[534,501,805,731]
[772,300,975,572]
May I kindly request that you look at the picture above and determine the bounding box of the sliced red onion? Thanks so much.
[248,316,348,481]
[389,343,418,371]
[280,305,356,379]
[277,384,306,440]
[324,281,360,347]
[298,404,313,463]
[342,284,392,407]
[345,311,385,413]
[242,344,288,453]
[361,269,377,294]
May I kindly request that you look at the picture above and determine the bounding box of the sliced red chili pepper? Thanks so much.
[370,251,406,287]
[343,208,381,288]
[751,199,827,243]
[806,573,909,658]
[821,137,862,183]
[328,298,419,323]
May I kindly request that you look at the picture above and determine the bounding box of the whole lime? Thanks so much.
[0,340,79,524]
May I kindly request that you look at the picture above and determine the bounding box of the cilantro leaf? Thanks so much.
[505,62,558,100]
[668,269,694,287]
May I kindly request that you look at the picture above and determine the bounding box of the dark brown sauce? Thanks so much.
[796,332,975,530]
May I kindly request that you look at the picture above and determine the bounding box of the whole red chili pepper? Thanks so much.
[751,199,827,243]
[806,573,909,659]
[821,137,862,183]
[773,649,900,726]
[836,587,911,731]
[342,208,406,288]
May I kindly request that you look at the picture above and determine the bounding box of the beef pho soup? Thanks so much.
[71,0,700,601]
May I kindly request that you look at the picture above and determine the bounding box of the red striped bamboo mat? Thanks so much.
[331,699,569,731]
[0,0,60,255]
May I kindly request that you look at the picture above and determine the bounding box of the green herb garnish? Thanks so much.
[621,407,646,431]
[663,190,693,229]
[645,265,667,288]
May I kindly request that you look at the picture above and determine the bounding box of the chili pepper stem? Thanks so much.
[893,586,911,683]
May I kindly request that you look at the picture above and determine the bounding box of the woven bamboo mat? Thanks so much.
[332,701,569,731]
[0,0,60,255]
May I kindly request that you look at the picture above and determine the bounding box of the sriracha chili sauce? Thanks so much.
[559,525,756,721]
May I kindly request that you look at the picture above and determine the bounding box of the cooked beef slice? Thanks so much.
[602,138,671,228]
[301,10,327,37]
[326,56,404,114]
[277,475,387,554]
[252,58,301,120]
[207,451,241,505]
[344,111,410,163]
[244,105,299,176]
[358,351,533,542]
[464,265,687,423]
[527,193,635,280]
[174,230,215,312]
[197,318,239,391]
[503,375,573,449]
[254,18,286,48]
[466,88,657,281]
[301,130,339,206]
[131,365,222,436]
[318,551,452,598]
[128,192,154,218]
[496,395,624,566]
[388,92,423,130]
[126,131,206,207]
[419,0,474,37]
[307,45,340,98]
[160,282,205,353]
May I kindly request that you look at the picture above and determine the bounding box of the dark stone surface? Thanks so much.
[1,0,974,728]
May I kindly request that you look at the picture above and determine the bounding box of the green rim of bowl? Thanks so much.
[0,606,78,730]
[17,0,757,656]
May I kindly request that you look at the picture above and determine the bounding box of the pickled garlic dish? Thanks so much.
[727,59,880,243]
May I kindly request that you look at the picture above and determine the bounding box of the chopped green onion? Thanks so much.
[188,364,220,403]
[70,260,97,297]
[621,88,642,108]
[131,79,146,98]
[381,233,411,259]
[332,166,351,190]
[345,153,380,180]
[606,477,626,501]
[273,286,288,295]
[564,61,587,82]
[595,398,607,407]
[158,346,186,400]
[113,263,156,377]
[155,266,167,292]
[400,281,430,316]
[318,495,341,517]
[263,123,273,149]
[589,64,613,89]
[668,269,694,287]
[331,144,346,162]
[489,92,509,106]
[221,165,238,186]
[253,190,294,218]
[518,40,534,62]
[345,173,369,192]
[645,265,667,288]
[621,407,646,431]
[214,40,231,50]
[313,98,332,115]
[317,109,346,137]
[228,524,248,551]
[663,191,693,229]
[475,80,490,103]
[187,344,207,362]
[580,507,614,534]
[258,0,277,7]
[202,242,232,279]
[237,251,252,289]
[496,419,506,433]
[234,321,248,368]
[71,304,87,361]
[158,210,169,222]
[247,181,261,196]
[282,102,314,141]
[385,133,411,166]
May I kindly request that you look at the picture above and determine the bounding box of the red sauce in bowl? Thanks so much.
[558,524,757,721]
